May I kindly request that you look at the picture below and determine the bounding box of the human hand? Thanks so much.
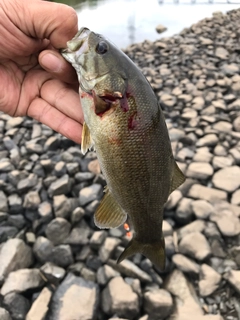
[0,0,83,144]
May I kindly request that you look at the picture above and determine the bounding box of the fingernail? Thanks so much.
[41,53,62,72]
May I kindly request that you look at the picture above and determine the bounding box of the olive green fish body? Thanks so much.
[62,28,185,270]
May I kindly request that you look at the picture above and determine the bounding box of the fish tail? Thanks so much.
[117,236,165,271]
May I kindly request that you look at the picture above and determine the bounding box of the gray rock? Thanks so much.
[48,174,71,197]
[143,289,173,320]
[65,219,91,245]
[196,134,218,147]
[224,270,240,294]
[44,136,59,151]
[108,259,152,283]
[51,245,74,268]
[0,190,8,212]
[5,117,24,129]
[191,200,214,219]
[160,93,176,108]
[221,63,239,76]
[0,239,33,282]
[212,166,240,192]
[212,121,232,132]
[186,162,213,180]
[81,267,96,282]
[99,237,121,262]
[71,207,85,224]
[0,160,15,172]
[54,161,67,177]
[1,269,44,296]
[188,184,227,202]
[23,191,41,209]
[101,276,139,319]
[179,232,211,261]
[199,264,221,297]
[231,189,240,205]
[31,124,42,139]
[48,273,99,320]
[178,220,206,239]
[79,184,103,206]
[0,308,12,320]
[176,198,193,224]
[212,156,234,170]
[90,231,107,249]
[165,190,183,210]
[233,115,240,132]
[172,254,200,275]
[215,47,229,59]
[40,262,66,285]
[33,236,54,263]
[193,147,213,163]
[210,208,240,237]
[26,287,52,320]
[156,24,167,34]
[45,218,71,245]
[162,220,173,237]
[0,226,18,242]
[3,292,30,320]
[96,265,120,286]
[17,173,38,193]
[38,201,53,221]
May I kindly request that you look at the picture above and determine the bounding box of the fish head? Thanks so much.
[61,27,127,95]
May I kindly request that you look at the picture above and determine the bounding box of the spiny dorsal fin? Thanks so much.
[117,236,166,271]
[94,189,127,228]
[81,122,93,155]
[170,161,185,194]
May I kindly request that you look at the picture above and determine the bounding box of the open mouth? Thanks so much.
[61,27,91,59]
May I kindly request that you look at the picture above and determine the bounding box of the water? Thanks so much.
[56,0,240,48]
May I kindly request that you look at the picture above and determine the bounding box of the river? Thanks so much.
[55,0,240,48]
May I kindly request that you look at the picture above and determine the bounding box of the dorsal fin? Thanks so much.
[170,161,185,194]
[94,189,127,228]
[81,122,93,155]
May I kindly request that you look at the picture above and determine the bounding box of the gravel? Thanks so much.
[0,8,240,319]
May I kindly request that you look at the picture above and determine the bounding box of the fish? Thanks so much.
[61,27,185,270]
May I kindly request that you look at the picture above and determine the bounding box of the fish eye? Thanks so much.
[96,41,108,54]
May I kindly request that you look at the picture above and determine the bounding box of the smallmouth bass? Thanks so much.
[62,28,185,270]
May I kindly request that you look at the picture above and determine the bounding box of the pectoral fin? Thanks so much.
[94,189,127,228]
[81,122,93,155]
[117,236,166,271]
[169,161,185,194]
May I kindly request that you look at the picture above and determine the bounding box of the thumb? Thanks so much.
[15,0,78,48]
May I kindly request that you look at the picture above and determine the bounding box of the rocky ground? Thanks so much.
[0,8,240,320]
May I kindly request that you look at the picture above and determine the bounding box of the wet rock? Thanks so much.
[101,276,139,319]
[48,273,99,320]
[212,166,240,192]
[71,206,85,224]
[1,269,44,296]
[0,239,33,282]
[26,287,52,320]
[143,289,173,320]
[199,264,221,297]
[44,136,59,151]
[17,173,38,193]
[90,231,107,249]
[65,219,91,245]
[0,226,18,242]
[3,292,30,320]
[79,183,103,206]
[45,218,71,245]
[179,232,211,261]
[172,254,200,275]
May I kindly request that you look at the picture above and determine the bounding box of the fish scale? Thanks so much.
[61,27,185,270]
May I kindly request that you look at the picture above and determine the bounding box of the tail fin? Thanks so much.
[117,236,165,271]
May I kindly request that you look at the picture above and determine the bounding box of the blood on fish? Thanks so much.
[128,111,138,130]
[120,93,129,112]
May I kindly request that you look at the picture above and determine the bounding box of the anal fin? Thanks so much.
[81,122,93,155]
[94,189,127,228]
[170,161,185,194]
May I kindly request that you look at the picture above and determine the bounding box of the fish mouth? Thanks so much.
[61,27,91,62]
